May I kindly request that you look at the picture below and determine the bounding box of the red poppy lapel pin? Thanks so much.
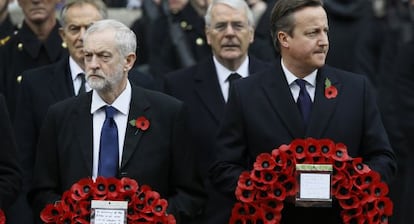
[324,78,338,99]
[129,116,150,135]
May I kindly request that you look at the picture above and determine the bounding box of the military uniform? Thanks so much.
[0,20,66,118]
[148,3,211,84]
[0,15,16,42]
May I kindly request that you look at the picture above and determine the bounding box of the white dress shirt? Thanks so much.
[281,58,317,102]
[90,81,132,178]
[213,56,249,102]
[69,57,91,95]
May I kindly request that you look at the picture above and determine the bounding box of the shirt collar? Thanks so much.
[90,81,132,116]
[281,58,317,87]
[213,56,249,85]
[69,56,84,81]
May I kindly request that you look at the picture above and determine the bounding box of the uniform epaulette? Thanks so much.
[0,36,11,46]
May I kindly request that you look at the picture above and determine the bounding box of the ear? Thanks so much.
[205,27,212,45]
[124,53,136,72]
[58,27,65,41]
[249,27,255,43]
[277,31,289,49]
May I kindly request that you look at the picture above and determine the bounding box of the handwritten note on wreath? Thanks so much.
[91,200,128,224]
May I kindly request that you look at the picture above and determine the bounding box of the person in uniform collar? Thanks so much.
[0,0,16,41]
[0,0,66,119]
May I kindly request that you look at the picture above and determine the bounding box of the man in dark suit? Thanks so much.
[209,0,397,223]
[29,19,205,223]
[12,1,108,223]
[164,0,270,223]
[0,93,21,215]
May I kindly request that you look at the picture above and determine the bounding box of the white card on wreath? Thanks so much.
[90,200,128,224]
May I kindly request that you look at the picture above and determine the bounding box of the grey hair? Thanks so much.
[204,0,255,27]
[59,0,108,27]
[83,19,137,57]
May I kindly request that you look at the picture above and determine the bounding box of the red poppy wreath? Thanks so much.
[40,177,176,224]
[230,138,393,224]
[0,209,4,224]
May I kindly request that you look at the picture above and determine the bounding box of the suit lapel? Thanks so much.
[194,59,226,123]
[74,93,94,174]
[261,62,305,137]
[120,85,150,169]
[49,58,76,100]
[307,67,341,137]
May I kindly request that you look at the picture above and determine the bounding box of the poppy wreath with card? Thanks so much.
[40,177,176,224]
[230,138,393,224]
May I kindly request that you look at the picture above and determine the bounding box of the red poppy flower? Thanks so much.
[375,197,393,216]
[351,157,371,175]
[324,78,338,99]
[340,206,363,223]
[136,116,150,131]
[105,177,121,200]
[338,194,361,209]
[260,203,283,224]
[92,176,108,200]
[290,139,307,159]
[151,198,168,216]
[254,153,277,171]
[71,178,93,201]
[40,204,62,223]
[237,171,254,190]
[235,186,256,203]
[281,175,297,197]
[332,143,350,161]
[269,182,287,201]
[325,85,338,99]
[0,210,4,224]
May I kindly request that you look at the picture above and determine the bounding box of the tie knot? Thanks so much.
[105,106,117,119]
[295,79,307,89]
[227,72,242,83]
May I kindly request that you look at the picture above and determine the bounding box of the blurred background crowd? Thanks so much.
[1,0,414,223]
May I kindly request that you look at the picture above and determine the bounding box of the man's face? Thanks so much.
[168,0,188,14]
[83,29,126,93]
[0,0,9,18]
[280,6,329,75]
[59,3,103,69]
[205,3,254,67]
[17,0,59,24]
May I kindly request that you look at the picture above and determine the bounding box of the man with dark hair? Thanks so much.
[209,0,396,223]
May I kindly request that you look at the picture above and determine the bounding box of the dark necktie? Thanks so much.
[295,79,312,127]
[78,73,86,95]
[227,72,242,97]
[98,106,119,177]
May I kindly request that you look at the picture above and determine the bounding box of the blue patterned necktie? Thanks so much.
[295,79,312,127]
[98,106,119,177]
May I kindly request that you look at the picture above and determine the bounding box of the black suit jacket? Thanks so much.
[163,57,271,224]
[210,60,397,223]
[29,85,205,222]
[0,94,21,210]
[15,57,156,191]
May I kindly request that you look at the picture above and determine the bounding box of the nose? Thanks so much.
[224,24,236,36]
[319,32,329,46]
[86,55,100,70]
